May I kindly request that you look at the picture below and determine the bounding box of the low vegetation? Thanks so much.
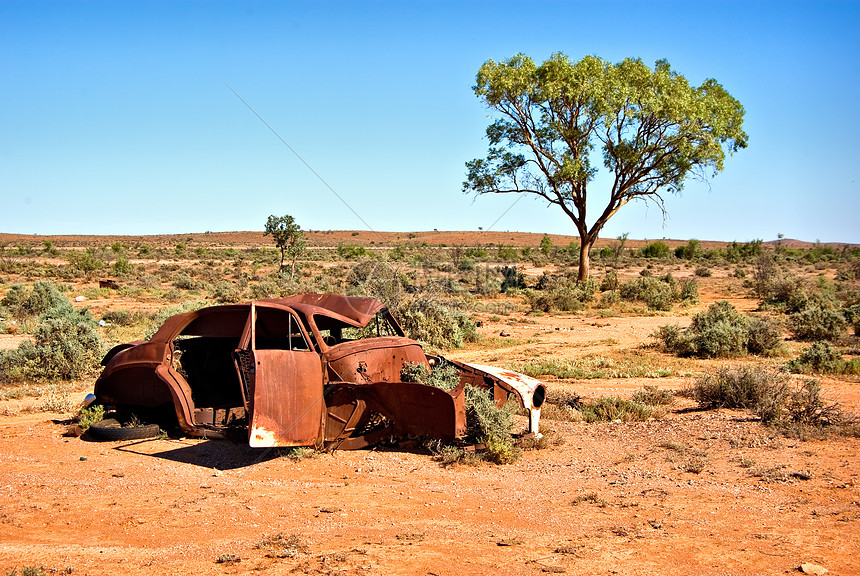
[0,281,105,383]
[652,301,782,357]
[786,341,860,375]
[685,366,858,437]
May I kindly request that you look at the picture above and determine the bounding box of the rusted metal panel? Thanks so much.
[324,338,428,385]
[446,359,546,435]
[247,349,325,447]
[325,381,466,446]
[283,294,385,327]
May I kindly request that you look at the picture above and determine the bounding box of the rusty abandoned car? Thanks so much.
[93,294,546,449]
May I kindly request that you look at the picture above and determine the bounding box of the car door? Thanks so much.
[234,302,325,448]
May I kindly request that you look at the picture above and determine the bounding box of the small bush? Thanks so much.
[689,366,854,435]
[101,309,142,327]
[690,366,784,410]
[1,304,105,383]
[396,297,477,349]
[250,280,283,299]
[528,276,597,313]
[599,271,618,291]
[173,273,201,290]
[1,281,72,321]
[77,404,106,431]
[214,281,242,303]
[654,301,781,358]
[631,385,675,406]
[347,260,407,308]
[66,248,105,276]
[337,244,370,259]
[619,275,685,310]
[639,241,671,259]
[500,266,526,292]
[694,266,712,277]
[412,363,520,464]
[787,341,860,375]
[746,316,784,355]
[789,294,848,341]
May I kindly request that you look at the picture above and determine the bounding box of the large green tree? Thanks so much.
[464,53,747,281]
[264,214,306,281]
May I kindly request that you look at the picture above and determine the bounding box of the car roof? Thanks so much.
[148,295,388,341]
[279,294,386,328]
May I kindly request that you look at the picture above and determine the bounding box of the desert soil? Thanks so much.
[0,232,858,575]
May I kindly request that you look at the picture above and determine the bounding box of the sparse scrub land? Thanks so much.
[0,232,859,575]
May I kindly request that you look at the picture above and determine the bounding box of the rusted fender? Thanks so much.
[443,359,546,435]
[325,381,467,448]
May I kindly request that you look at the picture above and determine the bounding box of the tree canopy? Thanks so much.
[464,53,747,281]
[264,214,306,280]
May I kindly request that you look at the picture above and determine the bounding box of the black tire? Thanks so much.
[88,418,161,441]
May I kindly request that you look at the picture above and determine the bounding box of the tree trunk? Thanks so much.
[578,236,592,282]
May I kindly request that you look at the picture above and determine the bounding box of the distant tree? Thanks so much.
[539,234,553,255]
[464,53,747,281]
[264,214,306,280]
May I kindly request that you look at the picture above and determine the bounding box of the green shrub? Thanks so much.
[787,341,860,375]
[173,273,201,290]
[400,362,461,391]
[464,384,516,441]
[678,279,700,304]
[500,266,526,292]
[112,256,133,276]
[654,301,781,358]
[694,266,712,277]
[619,276,682,310]
[789,294,848,341]
[675,239,701,260]
[497,245,518,261]
[746,316,784,355]
[1,281,73,321]
[337,244,370,259]
[77,404,106,431]
[411,363,520,464]
[689,367,855,437]
[599,271,618,291]
[66,248,106,276]
[396,297,477,349]
[214,281,242,303]
[639,241,671,259]
[528,276,597,313]
[347,260,407,308]
[1,306,105,382]
[101,309,142,327]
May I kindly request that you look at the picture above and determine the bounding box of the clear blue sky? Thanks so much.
[2,1,858,243]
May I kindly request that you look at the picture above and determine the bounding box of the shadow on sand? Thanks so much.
[110,437,283,470]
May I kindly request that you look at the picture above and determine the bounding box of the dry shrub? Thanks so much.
[690,366,857,436]
[631,385,675,406]
[579,397,653,422]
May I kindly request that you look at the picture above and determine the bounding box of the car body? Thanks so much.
[93,294,546,449]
